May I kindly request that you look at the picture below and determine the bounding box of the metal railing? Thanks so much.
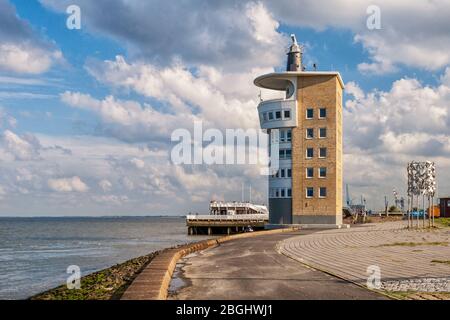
[186,214,269,221]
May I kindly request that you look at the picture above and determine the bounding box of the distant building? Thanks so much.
[254,35,344,225]
[439,197,450,217]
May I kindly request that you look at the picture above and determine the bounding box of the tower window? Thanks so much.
[319,128,327,138]
[275,111,282,119]
[306,148,313,159]
[319,147,327,158]
[306,187,314,198]
[306,108,314,119]
[319,108,327,119]
[319,167,327,178]
[319,187,327,198]
[284,110,291,119]
[306,128,314,139]
[306,167,314,178]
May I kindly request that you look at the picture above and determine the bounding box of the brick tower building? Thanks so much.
[254,35,344,225]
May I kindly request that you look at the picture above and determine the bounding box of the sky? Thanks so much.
[0,0,450,216]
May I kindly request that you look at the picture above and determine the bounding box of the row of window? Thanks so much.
[306,147,327,159]
[269,188,292,198]
[271,167,327,179]
[306,187,327,198]
[306,127,327,139]
[306,108,327,119]
[269,187,328,198]
[306,167,327,178]
[271,168,292,178]
[262,109,291,122]
[273,147,328,159]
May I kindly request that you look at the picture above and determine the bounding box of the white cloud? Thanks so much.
[92,195,128,206]
[262,0,450,73]
[98,179,112,192]
[129,158,145,169]
[48,176,89,193]
[40,0,285,71]
[344,68,450,208]
[0,0,62,74]
[1,130,41,160]
[0,43,62,74]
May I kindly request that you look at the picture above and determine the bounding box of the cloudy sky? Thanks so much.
[1,0,450,216]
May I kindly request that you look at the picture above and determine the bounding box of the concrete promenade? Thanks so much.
[170,231,386,300]
[279,221,450,292]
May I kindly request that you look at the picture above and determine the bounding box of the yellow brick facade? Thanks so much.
[292,75,343,224]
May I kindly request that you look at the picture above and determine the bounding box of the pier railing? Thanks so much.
[186,214,269,221]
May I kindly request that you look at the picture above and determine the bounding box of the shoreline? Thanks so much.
[29,244,190,300]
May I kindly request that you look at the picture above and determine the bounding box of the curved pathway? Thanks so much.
[169,231,386,299]
[280,221,450,292]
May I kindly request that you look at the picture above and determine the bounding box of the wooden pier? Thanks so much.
[186,214,269,235]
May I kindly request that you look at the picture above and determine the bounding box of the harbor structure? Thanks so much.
[186,201,268,235]
[254,35,344,225]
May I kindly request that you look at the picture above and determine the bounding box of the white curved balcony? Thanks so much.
[258,98,297,129]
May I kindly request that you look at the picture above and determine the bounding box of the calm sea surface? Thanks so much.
[0,216,212,299]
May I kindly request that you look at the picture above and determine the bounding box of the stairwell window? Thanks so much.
[280,130,286,142]
[285,149,292,159]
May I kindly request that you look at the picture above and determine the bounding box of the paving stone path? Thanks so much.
[279,221,450,292]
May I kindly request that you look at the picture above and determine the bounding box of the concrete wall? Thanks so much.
[269,198,292,224]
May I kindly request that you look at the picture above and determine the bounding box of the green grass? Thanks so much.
[376,241,448,247]
[435,218,450,228]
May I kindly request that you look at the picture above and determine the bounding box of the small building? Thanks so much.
[439,198,450,217]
